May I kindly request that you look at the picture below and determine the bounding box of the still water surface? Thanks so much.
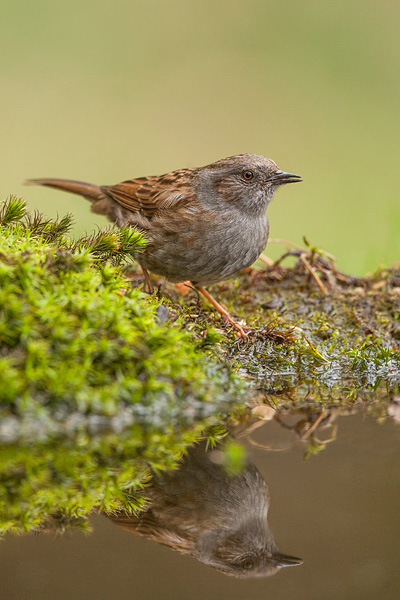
[1,412,399,600]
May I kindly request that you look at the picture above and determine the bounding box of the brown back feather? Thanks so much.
[102,168,197,219]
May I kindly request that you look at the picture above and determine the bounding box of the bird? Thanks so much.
[107,442,303,578]
[26,154,302,336]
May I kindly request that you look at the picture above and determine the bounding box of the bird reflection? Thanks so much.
[108,442,302,578]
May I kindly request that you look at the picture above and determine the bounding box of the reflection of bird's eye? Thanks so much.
[242,170,254,181]
[241,558,255,570]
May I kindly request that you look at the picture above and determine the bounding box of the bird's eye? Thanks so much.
[242,170,254,181]
[242,558,255,570]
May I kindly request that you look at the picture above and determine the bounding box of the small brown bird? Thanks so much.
[108,442,303,578]
[26,154,302,336]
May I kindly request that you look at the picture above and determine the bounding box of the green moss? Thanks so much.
[2,196,400,534]
[0,198,247,534]
[158,242,400,414]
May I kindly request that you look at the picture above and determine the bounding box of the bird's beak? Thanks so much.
[269,170,303,185]
[272,553,303,568]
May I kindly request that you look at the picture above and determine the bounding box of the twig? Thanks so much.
[257,253,275,267]
[268,238,305,251]
[300,253,326,295]
[301,409,326,440]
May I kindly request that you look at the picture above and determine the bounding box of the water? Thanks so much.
[1,411,399,600]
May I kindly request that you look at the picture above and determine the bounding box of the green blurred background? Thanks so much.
[1,0,399,275]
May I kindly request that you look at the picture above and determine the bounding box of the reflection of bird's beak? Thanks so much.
[272,553,303,568]
[269,170,303,185]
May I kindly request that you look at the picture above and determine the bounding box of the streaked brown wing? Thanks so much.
[102,168,197,219]
[108,511,194,554]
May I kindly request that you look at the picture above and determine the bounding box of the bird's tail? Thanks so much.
[24,178,106,203]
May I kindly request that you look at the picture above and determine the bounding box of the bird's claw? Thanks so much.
[221,315,251,340]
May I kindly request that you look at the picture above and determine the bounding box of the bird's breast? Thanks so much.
[140,208,269,286]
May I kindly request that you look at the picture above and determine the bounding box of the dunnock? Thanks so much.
[108,442,302,578]
[26,154,302,336]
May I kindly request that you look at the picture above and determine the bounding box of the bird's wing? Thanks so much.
[101,168,197,219]
[108,510,195,555]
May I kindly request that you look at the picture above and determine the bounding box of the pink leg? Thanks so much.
[142,266,154,294]
[196,286,249,339]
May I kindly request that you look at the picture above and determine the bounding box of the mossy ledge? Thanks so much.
[0,197,247,534]
[1,197,399,534]
[153,240,400,410]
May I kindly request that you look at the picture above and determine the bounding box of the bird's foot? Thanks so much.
[221,313,251,339]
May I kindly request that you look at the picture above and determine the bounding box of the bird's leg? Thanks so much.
[195,286,249,339]
[141,266,154,294]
